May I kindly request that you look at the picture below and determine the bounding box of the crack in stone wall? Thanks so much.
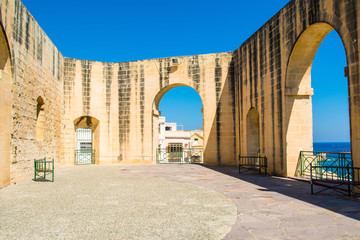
[215,57,222,165]
[103,62,113,142]
[81,60,91,115]
[188,55,201,92]
[118,62,131,161]
[139,63,145,151]
[158,58,170,89]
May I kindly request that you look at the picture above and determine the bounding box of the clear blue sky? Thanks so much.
[22,0,350,142]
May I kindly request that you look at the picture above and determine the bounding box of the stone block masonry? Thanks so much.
[0,0,63,186]
[234,0,360,176]
[1,0,360,186]
[62,53,236,166]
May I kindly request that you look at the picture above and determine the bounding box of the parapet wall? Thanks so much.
[0,0,64,185]
[62,53,236,166]
[233,0,360,175]
[1,0,360,186]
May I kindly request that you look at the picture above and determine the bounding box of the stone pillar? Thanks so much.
[152,109,160,164]
[285,87,314,176]
[0,70,12,188]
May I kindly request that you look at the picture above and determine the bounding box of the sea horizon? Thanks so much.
[313,142,351,153]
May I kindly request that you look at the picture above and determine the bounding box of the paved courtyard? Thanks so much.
[1,164,360,239]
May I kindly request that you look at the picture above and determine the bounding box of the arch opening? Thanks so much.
[246,108,260,156]
[152,85,204,164]
[285,23,350,176]
[73,116,100,164]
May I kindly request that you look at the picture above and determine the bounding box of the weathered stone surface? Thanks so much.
[0,0,63,186]
[0,0,360,185]
[234,0,360,176]
[62,53,236,167]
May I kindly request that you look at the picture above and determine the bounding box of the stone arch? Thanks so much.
[151,83,204,162]
[246,108,260,156]
[152,83,204,111]
[73,116,100,164]
[0,23,12,188]
[285,22,350,176]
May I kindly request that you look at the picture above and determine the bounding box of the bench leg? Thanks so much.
[311,181,314,195]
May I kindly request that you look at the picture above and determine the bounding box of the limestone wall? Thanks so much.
[63,53,236,166]
[0,0,64,185]
[233,0,360,176]
[1,0,360,186]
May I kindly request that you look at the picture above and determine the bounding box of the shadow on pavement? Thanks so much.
[201,164,360,221]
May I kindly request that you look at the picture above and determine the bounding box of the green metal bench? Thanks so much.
[310,163,360,197]
[33,158,54,182]
[239,156,267,175]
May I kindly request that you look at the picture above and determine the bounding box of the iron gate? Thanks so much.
[156,147,203,164]
[75,149,95,165]
[75,128,95,164]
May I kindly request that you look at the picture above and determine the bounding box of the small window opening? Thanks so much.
[36,97,45,120]
[36,96,45,141]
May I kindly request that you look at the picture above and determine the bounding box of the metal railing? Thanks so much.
[239,156,267,175]
[74,149,95,165]
[296,151,352,177]
[310,164,360,196]
[156,148,203,164]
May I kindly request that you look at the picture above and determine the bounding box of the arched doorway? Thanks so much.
[152,85,204,164]
[285,23,350,176]
[73,116,100,164]
[0,25,12,188]
[246,108,260,156]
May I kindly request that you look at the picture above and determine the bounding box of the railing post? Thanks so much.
[347,164,351,197]
[300,152,303,176]
[34,159,36,180]
[341,155,345,182]
[310,163,314,195]
[258,156,262,175]
[43,157,46,179]
[52,159,54,182]
[238,156,241,174]
[93,149,95,164]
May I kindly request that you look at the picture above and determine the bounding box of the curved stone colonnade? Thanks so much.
[0,0,359,186]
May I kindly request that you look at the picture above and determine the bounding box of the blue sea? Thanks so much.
[313,142,351,153]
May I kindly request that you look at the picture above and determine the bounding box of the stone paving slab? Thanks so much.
[120,164,360,240]
[1,164,360,240]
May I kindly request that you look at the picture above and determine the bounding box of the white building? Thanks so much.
[158,116,204,163]
[158,116,203,149]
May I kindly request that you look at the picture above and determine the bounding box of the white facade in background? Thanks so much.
[158,116,203,149]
